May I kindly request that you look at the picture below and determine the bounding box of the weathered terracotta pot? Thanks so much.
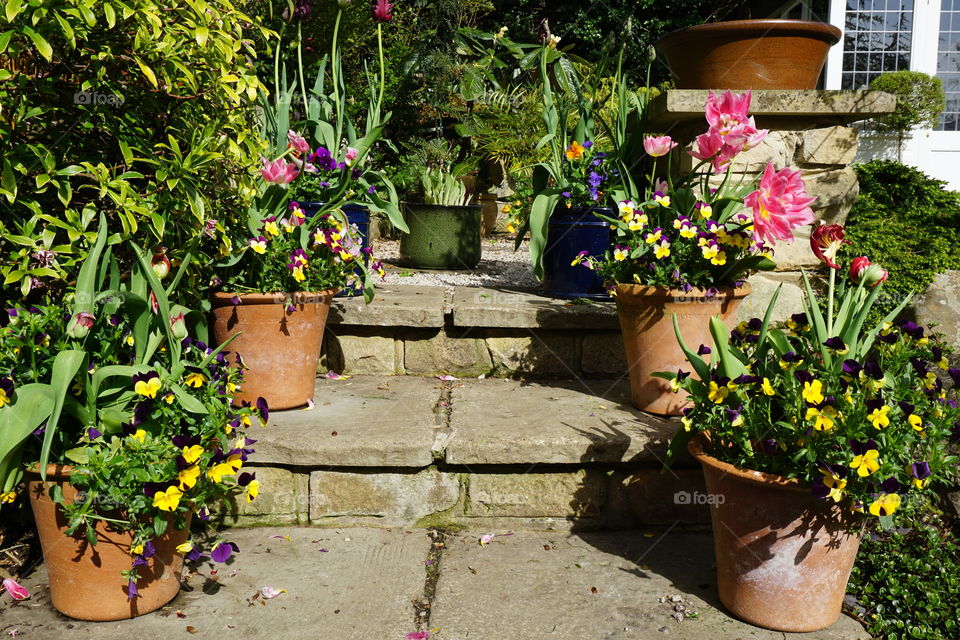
[211,291,335,410]
[655,20,842,90]
[25,465,190,621]
[615,284,749,416]
[688,436,862,632]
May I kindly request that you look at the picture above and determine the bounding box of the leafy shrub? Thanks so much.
[869,71,946,160]
[848,511,960,640]
[841,160,960,322]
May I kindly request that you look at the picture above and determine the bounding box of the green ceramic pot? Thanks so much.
[399,203,482,270]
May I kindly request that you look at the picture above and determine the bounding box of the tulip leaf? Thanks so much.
[857,292,914,360]
[842,282,883,356]
[528,190,562,280]
[671,314,710,382]
[800,271,832,368]
[168,383,208,414]
[709,316,747,379]
[73,211,109,315]
[664,427,694,470]
[39,350,87,477]
[756,283,783,350]
[0,384,56,481]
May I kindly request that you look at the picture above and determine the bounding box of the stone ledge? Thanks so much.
[451,287,619,330]
[329,285,447,327]
[647,89,895,128]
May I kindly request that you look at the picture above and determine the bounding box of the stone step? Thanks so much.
[226,375,709,531]
[0,526,870,640]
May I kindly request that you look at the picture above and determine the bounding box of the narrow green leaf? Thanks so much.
[20,26,52,62]
[39,350,87,476]
[672,314,710,381]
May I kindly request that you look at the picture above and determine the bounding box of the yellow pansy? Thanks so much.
[850,449,880,477]
[178,465,200,490]
[698,203,712,219]
[822,471,847,502]
[264,220,280,236]
[131,429,147,443]
[176,541,194,554]
[802,380,824,405]
[134,374,162,399]
[182,445,204,464]
[152,485,183,512]
[184,372,207,388]
[708,381,729,404]
[245,479,260,502]
[806,405,837,431]
[292,266,306,282]
[868,493,901,517]
[868,405,891,429]
[761,378,775,396]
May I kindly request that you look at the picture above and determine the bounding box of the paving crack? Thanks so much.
[430,380,454,461]
[413,529,449,632]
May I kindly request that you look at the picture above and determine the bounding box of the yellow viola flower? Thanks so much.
[0,491,16,504]
[178,465,200,490]
[908,414,924,432]
[505,221,516,234]
[153,485,183,512]
[264,220,280,236]
[709,249,726,266]
[681,415,693,432]
[182,445,204,464]
[134,372,162,399]
[761,378,775,396]
[806,405,837,431]
[125,335,135,347]
[654,241,671,259]
[292,266,307,283]
[821,471,847,502]
[868,405,891,429]
[698,203,712,219]
[850,449,880,477]
[207,462,236,483]
[613,246,629,262]
[923,371,938,391]
[245,479,260,502]
[618,200,635,219]
[801,380,824,405]
[176,541,194,554]
[654,193,671,207]
[627,213,648,231]
[131,429,147,443]
[184,371,207,388]
[131,543,144,555]
[708,381,729,404]
[868,493,901,517]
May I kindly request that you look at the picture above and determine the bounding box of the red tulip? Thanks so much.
[809,223,849,269]
[849,256,888,287]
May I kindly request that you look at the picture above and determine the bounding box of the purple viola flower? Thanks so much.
[583,140,594,148]
[230,296,241,306]
[238,472,256,487]
[910,460,931,480]
[793,369,814,385]
[185,547,205,562]
[6,308,17,319]
[131,555,148,568]
[811,479,829,500]
[880,477,901,493]
[842,360,862,377]
[142,481,167,498]
[173,434,201,448]
[142,541,156,558]
[899,401,915,415]
[561,191,571,198]
[588,172,603,187]
[211,541,239,563]
[87,427,102,440]
[910,357,928,375]
[899,320,925,340]
[126,579,139,600]
[697,344,711,356]
[850,438,878,456]
[948,368,960,388]
[952,423,960,442]
[862,361,884,380]
[197,507,210,521]
[256,396,269,423]
[781,351,801,364]
[823,337,847,352]
[133,400,154,425]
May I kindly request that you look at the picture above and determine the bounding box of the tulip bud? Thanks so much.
[151,247,171,280]
[67,311,96,339]
[647,45,657,63]
[169,306,189,341]
[849,256,887,287]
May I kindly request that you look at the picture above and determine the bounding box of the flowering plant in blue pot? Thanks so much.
[0,216,267,620]
[659,232,960,632]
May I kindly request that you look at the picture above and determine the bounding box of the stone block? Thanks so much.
[486,333,580,376]
[451,287,619,330]
[329,285,446,328]
[803,167,860,216]
[467,470,607,518]
[222,466,309,525]
[580,333,628,376]
[770,224,818,271]
[621,468,711,525]
[404,329,493,376]
[912,271,960,354]
[729,131,798,172]
[310,469,460,521]
[737,271,807,324]
[798,126,859,166]
[324,332,398,375]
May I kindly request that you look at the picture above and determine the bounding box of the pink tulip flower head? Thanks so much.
[1,578,29,601]
[287,130,311,155]
[850,256,888,287]
[744,162,816,246]
[344,147,359,167]
[372,0,393,22]
[261,157,299,185]
[643,135,677,158]
[705,90,764,148]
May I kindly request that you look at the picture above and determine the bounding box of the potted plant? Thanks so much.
[661,230,959,632]
[654,9,841,90]
[0,218,266,620]
[399,163,482,270]
[586,89,812,415]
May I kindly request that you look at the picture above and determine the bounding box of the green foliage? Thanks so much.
[848,512,960,639]
[869,71,947,136]
[0,0,272,308]
[841,161,960,323]
[421,168,472,207]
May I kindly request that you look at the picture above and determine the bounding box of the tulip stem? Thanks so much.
[377,23,385,124]
[827,266,836,337]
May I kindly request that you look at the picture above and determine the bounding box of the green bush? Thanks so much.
[869,71,946,160]
[848,511,960,640]
[841,160,960,322]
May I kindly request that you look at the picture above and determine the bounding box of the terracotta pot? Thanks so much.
[210,291,335,410]
[615,284,749,416]
[688,436,862,632]
[655,20,842,90]
[25,465,190,621]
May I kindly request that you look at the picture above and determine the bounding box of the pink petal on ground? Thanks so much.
[260,586,286,599]
[325,371,351,380]
[1,578,29,601]
[436,375,459,381]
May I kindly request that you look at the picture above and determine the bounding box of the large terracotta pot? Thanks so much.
[211,290,336,410]
[655,20,842,90]
[615,284,749,416]
[688,436,862,632]
[25,465,190,621]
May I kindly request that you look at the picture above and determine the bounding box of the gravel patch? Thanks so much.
[373,236,540,290]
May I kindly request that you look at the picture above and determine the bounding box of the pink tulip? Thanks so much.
[287,130,311,155]
[689,130,736,174]
[643,135,677,158]
[372,0,393,22]
[66,311,96,339]
[260,157,299,185]
[344,147,359,167]
[705,90,763,148]
[744,163,816,246]
[2,578,29,601]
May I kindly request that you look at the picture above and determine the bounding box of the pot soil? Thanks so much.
[655,19,842,90]
[211,290,336,410]
[688,435,862,632]
[25,465,190,621]
[615,284,749,416]
[399,203,481,270]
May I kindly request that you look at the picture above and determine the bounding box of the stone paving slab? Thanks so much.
[450,287,619,330]
[255,376,442,467]
[647,89,895,127]
[431,529,870,640]
[330,285,448,327]
[0,527,430,640]
[446,378,675,465]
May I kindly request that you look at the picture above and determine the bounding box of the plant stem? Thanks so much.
[827,266,836,337]
[377,23,386,126]
[332,10,343,141]
[297,22,308,128]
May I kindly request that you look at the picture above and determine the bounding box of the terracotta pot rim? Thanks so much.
[614,282,752,301]
[210,290,339,306]
[688,433,809,493]
[656,19,842,47]
[403,202,481,211]
[24,463,75,480]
